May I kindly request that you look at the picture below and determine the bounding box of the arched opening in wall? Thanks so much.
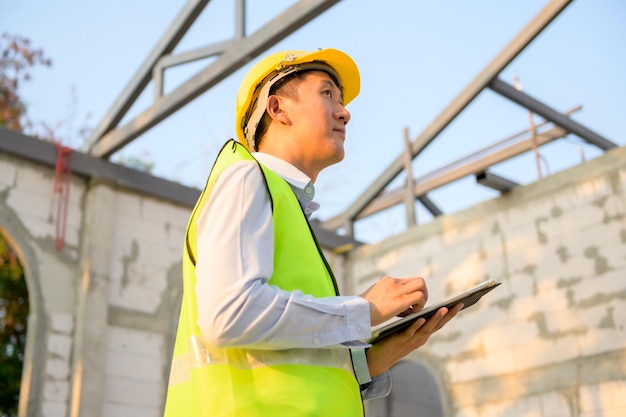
[366,360,444,417]
[0,231,30,417]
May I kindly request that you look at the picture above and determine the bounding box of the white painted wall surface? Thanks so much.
[356,146,626,417]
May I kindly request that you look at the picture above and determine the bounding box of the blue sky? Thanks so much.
[2,0,625,242]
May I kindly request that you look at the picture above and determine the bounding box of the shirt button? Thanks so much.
[305,186,313,194]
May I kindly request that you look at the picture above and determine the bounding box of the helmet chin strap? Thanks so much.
[243,62,340,151]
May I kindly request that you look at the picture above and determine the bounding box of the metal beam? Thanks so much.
[90,0,340,158]
[476,170,519,193]
[86,0,211,152]
[417,195,443,217]
[235,0,245,39]
[488,77,617,151]
[156,40,232,71]
[322,125,568,229]
[153,40,232,98]
[402,128,417,227]
[333,0,573,231]
[358,127,569,221]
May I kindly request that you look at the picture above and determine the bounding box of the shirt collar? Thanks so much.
[252,153,311,188]
[252,152,320,217]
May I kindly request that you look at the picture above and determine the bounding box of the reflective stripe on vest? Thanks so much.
[163,140,363,417]
[167,335,354,386]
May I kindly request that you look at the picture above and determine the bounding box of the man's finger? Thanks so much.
[433,303,463,331]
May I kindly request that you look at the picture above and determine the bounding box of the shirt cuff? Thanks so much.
[361,370,392,400]
[342,295,372,341]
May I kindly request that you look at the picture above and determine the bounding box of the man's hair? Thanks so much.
[254,69,340,150]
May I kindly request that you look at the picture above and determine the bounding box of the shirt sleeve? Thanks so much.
[195,160,372,349]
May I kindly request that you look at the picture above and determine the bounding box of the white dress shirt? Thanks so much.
[195,153,371,348]
[194,151,390,397]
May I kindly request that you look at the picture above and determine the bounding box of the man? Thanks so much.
[163,48,462,417]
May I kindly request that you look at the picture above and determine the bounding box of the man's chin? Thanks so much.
[332,149,345,165]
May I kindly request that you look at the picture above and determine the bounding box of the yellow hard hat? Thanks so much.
[235,48,360,151]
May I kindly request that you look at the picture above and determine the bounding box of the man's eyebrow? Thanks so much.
[320,78,344,101]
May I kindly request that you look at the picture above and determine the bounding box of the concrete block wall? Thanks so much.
[352,145,626,417]
[0,151,189,417]
[101,189,188,417]
[1,154,85,417]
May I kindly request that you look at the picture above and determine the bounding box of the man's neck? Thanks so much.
[257,142,320,183]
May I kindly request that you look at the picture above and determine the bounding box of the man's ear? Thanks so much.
[266,95,290,124]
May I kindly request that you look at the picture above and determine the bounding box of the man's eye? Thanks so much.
[323,90,332,97]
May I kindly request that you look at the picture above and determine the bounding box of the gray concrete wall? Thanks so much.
[353,145,626,417]
[0,151,189,417]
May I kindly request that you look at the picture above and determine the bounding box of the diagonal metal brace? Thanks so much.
[488,77,616,151]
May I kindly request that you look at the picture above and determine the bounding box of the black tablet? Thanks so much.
[369,278,502,344]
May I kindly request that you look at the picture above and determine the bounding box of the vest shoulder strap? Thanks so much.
[185,139,271,265]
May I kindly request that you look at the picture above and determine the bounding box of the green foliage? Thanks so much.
[0,234,28,417]
[0,33,52,133]
[0,32,38,417]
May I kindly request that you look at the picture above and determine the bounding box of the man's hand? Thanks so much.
[359,276,429,326]
[365,303,463,377]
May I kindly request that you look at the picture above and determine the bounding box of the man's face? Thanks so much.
[282,70,351,176]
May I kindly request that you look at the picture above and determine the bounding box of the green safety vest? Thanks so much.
[163,140,363,417]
